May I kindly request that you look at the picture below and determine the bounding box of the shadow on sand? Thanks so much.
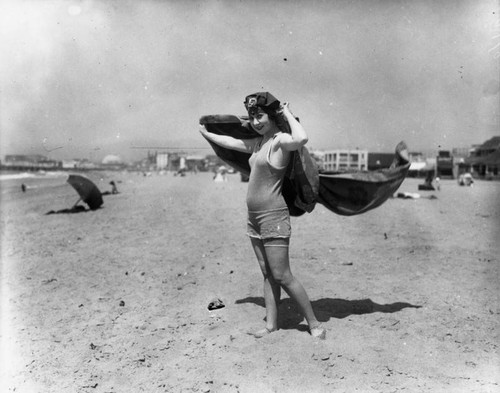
[235,296,421,330]
[45,205,95,215]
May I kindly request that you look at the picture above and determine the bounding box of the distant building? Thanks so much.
[405,152,429,177]
[2,155,61,170]
[473,136,500,157]
[185,155,205,171]
[407,156,435,178]
[436,150,454,178]
[204,154,226,172]
[102,155,123,165]
[452,147,470,161]
[462,136,500,179]
[409,152,425,162]
[321,149,368,172]
[167,153,183,172]
[367,153,393,170]
[5,154,46,163]
[151,151,204,172]
[62,159,80,169]
[156,153,169,170]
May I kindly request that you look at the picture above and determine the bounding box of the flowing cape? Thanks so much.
[200,114,410,216]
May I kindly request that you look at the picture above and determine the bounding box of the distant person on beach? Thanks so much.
[110,181,118,194]
[213,166,228,182]
[458,173,474,187]
[102,181,119,196]
[21,183,27,192]
[200,92,326,339]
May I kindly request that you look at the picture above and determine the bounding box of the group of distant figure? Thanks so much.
[417,172,474,192]
[44,180,119,215]
[397,171,475,200]
[101,180,119,195]
[457,173,474,187]
[213,165,228,182]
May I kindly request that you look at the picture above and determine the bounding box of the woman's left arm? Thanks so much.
[277,103,308,151]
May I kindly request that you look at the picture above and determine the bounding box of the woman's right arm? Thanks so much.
[199,125,257,153]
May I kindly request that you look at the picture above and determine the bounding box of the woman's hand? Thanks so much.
[280,102,294,118]
[199,124,214,142]
[277,101,308,150]
[199,124,209,136]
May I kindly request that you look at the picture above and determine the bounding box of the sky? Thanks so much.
[1,0,499,162]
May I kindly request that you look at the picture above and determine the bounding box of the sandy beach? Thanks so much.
[1,171,499,393]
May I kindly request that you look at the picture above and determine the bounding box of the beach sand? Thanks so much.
[1,171,499,393]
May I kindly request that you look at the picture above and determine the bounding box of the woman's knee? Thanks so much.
[270,269,294,287]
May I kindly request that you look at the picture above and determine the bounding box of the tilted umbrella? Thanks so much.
[67,174,103,210]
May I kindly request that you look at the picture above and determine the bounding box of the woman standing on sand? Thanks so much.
[199,92,325,339]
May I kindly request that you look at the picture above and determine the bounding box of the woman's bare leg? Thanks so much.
[250,238,281,332]
[264,240,324,337]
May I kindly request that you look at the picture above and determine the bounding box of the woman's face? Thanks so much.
[249,109,273,135]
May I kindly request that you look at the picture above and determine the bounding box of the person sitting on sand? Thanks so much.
[199,92,326,339]
[110,181,119,194]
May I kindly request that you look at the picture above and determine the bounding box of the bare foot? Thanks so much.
[247,327,277,338]
[310,324,326,340]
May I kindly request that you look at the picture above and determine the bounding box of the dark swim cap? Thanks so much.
[243,92,280,116]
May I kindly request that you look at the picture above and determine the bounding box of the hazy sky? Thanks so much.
[1,0,499,162]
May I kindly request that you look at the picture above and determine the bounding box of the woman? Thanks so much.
[199,92,325,339]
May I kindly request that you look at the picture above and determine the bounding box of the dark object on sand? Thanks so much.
[418,170,435,191]
[67,174,103,210]
[46,205,87,215]
[200,114,410,217]
[396,192,437,200]
[418,184,435,191]
[208,298,225,310]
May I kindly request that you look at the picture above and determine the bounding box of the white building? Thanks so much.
[322,149,368,172]
[156,153,169,170]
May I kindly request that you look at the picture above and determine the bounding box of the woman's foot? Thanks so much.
[247,327,277,338]
[309,324,326,339]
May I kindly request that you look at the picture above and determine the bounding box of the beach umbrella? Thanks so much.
[67,174,103,210]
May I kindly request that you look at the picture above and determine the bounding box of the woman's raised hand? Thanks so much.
[280,102,293,117]
[199,124,208,135]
